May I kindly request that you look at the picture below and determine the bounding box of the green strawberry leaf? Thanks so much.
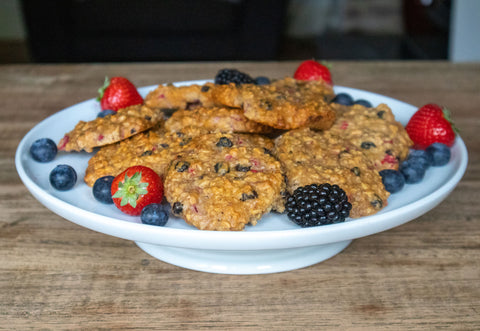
[112,171,149,208]
[97,76,110,101]
[442,107,460,134]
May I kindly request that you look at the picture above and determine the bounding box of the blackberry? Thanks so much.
[285,183,352,227]
[215,69,255,85]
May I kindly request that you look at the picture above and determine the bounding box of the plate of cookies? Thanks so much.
[16,65,468,274]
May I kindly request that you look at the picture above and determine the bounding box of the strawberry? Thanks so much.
[405,103,458,149]
[97,76,143,111]
[293,60,333,85]
[111,165,163,216]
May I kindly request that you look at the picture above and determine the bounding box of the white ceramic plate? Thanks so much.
[15,80,468,274]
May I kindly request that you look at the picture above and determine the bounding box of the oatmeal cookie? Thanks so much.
[274,128,389,218]
[212,77,336,130]
[144,83,216,114]
[84,128,194,186]
[329,103,413,170]
[58,104,164,153]
[164,106,274,136]
[164,133,284,231]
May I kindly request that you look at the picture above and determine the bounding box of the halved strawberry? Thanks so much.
[111,165,163,216]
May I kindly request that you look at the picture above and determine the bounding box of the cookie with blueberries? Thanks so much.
[164,132,284,231]
[164,106,274,136]
[211,77,336,130]
[84,127,195,187]
[329,103,412,171]
[58,104,164,153]
[274,128,389,218]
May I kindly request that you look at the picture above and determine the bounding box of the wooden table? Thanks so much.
[1,61,479,330]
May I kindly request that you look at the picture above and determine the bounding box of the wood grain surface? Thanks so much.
[1,61,479,330]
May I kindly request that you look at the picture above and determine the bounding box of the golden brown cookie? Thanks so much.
[84,128,194,186]
[212,77,336,130]
[144,83,216,113]
[274,128,389,218]
[329,103,413,170]
[58,104,164,153]
[164,133,284,231]
[164,106,274,136]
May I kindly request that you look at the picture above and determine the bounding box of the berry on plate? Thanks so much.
[379,169,405,193]
[30,138,57,162]
[426,143,451,166]
[97,77,143,111]
[111,165,164,216]
[285,183,352,227]
[140,203,169,226]
[50,164,77,191]
[405,103,458,149]
[293,60,333,85]
[92,175,115,204]
[332,92,354,106]
[214,69,255,85]
[399,159,426,184]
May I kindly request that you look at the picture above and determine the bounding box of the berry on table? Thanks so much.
[285,183,352,227]
[141,203,169,226]
[30,138,57,162]
[332,93,354,106]
[379,169,405,193]
[214,69,255,85]
[426,143,451,166]
[92,175,115,204]
[50,164,77,191]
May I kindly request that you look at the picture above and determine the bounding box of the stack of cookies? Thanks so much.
[58,75,412,230]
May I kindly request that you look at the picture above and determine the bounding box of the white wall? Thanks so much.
[449,0,480,62]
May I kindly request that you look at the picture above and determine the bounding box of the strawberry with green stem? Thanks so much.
[406,103,458,149]
[98,76,143,111]
[111,165,164,216]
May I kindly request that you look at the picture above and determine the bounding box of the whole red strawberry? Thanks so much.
[111,165,164,216]
[406,103,458,149]
[293,60,333,85]
[98,77,143,111]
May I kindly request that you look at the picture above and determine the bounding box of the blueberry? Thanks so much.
[406,149,432,172]
[97,109,116,118]
[49,164,77,191]
[399,159,426,184]
[332,93,354,106]
[92,176,114,204]
[255,76,271,85]
[141,203,169,226]
[379,169,405,193]
[354,99,372,107]
[30,138,57,162]
[426,143,451,166]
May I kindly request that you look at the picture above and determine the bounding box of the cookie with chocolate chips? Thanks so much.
[164,133,284,231]
[58,104,164,153]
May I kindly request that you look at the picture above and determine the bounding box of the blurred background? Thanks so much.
[0,0,478,64]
